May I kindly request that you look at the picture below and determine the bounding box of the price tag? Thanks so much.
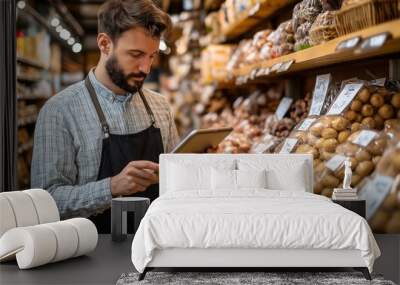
[275,97,293,120]
[358,32,391,53]
[325,155,346,171]
[251,142,272,154]
[297,118,317,131]
[277,60,295,73]
[336,36,361,51]
[309,74,331,116]
[359,175,394,220]
[351,130,378,147]
[370,78,386,87]
[248,2,260,16]
[271,62,283,73]
[327,83,363,115]
[279,138,298,154]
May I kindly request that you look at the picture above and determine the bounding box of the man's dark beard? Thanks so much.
[105,55,147,94]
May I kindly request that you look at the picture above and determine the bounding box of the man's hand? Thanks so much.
[110,161,159,197]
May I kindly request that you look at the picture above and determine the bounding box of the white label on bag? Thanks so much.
[370,78,386,87]
[325,155,346,171]
[309,74,331,116]
[297,118,317,131]
[359,175,393,220]
[352,130,378,147]
[279,138,298,154]
[327,83,363,115]
[275,97,293,120]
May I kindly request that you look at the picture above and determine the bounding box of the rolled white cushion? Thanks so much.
[42,221,79,262]
[0,218,98,269]
[167,162,212,191]
[0,196,17,238]
[64,218,98,257]
[0,226,57,269]
[0,192,39,227]
[23,189,60,224]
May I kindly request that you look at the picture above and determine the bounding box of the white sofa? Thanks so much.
[132,154,378,281]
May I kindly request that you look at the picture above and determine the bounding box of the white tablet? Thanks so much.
[171,127,233,153]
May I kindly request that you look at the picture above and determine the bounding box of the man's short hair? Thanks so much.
[98,0,171,41]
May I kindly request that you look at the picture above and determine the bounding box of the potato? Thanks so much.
[315,162,326,172]
[321,188,333,198]
[338,130,351,143]
[384,119,400,132]
[361,104,374,117]
[336,142,358,156]
[391,150,400,171]
[315,138,325,149]
[370,210,390,233]
[350,100,363,112]
[372,155,381,165]
[370,93,385,108]
[321,128,338,139]
[314,183,323,194]
[320,151,336,161]
[335,168,345,180]
[313,159,322,168]
[322,138,338,152]
[306,133,318,146]
[368,139,387,156]
[322,174,340,188]
[355,149,372,162]
[357,88,370,103]
[350,157,358,171]
[361,117,376,129]
[355,114,363,123]
[310,124,323,137]
[378,104,395,119]
[331,117,350,131]
[344,110,357,122]
[382,192,398,211]
[373,114,384,129]
[351,174,361,186]
[351,122,362,133]
[355,161,374,177]
[391,93,400,108]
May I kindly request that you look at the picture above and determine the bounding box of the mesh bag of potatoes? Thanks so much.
[358,141,400,233]
[313,129,389,197]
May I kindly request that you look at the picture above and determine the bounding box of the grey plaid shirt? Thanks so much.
[31,70,180,219]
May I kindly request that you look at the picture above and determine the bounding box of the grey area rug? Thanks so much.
[116,272,396,285]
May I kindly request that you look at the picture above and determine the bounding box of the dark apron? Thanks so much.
[84,76,164,233]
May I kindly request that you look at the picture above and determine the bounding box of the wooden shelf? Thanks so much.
[17,94,51,100]
[17,74,41,83]
[220,0,294,42]
[17,56,46,70]
[18,114,38,127]
[234,19,400,81]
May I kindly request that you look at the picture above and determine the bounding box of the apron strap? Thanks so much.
[138,89,156,126]
[85,76,110,138]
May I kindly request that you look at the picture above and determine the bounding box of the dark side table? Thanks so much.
[111,197,150,242]
[332,199,366,218]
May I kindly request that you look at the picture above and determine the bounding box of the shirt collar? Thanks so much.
[88,69,134,104]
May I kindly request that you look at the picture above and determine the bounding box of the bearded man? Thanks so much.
[31,0,179,233]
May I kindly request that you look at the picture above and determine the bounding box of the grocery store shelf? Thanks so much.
[17,56,46,70]
[235,19,400,81]
[18,141,34,154]
[18,115,38,127]
[17,94,51,100]
[221,0,294,41]
[17,74,41,83]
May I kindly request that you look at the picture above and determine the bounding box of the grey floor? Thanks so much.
[0,234,399,285]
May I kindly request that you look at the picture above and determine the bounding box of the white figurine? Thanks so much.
[343,157,352,190]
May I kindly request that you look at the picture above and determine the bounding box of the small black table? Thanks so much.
[332,199,366,218]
